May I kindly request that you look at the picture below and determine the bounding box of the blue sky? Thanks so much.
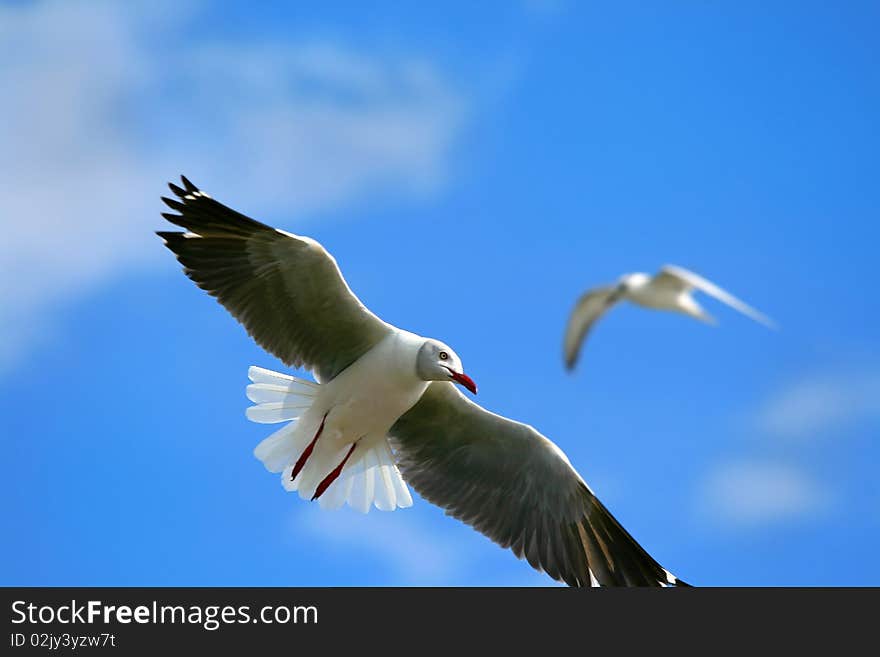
[2,0,878,586]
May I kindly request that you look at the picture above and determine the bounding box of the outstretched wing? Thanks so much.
[562,285,622,370]
[389,383,689,587]
[158,176,393,382]
[657,265,776,329]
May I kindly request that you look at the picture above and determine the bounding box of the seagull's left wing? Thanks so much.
[389,383,689,587]
[157,176,393,382]
[658,265,777,329]
[562,286,621,371]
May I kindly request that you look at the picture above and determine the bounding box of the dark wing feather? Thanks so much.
[157,176,392,382]
[390,383,689,587]
[562,285,622,371]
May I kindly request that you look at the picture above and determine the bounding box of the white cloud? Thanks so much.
[700,461,830,528]
[693,370,876,531]
[300,508,465,585]
[756,372,880,440]
[0,0,465,373]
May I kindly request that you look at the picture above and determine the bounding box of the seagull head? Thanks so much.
[416,339,477,395]
[618,272,651,292]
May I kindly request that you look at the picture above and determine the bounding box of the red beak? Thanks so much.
[449,370,478,395]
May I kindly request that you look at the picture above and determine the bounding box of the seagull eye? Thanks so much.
[439,351,448,361]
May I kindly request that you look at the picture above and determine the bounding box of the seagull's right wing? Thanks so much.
[390,383,689,587]
[563,286,621,370]
[658,265,777,329]
[158,176,393,382]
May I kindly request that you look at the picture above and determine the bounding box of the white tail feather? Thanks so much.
[375,462,396,511]
[355,448,377,513]
[248,366,319,388]
[317,469,353,510]
[246,367,318,425]
[246,365,412,513]
[247,383,318,404]
[332,443,413,513]
[253,422,299,473]
[383,441,414,508]
[246,402,313,424]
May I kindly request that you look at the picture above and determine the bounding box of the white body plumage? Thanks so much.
[247,330,430,513]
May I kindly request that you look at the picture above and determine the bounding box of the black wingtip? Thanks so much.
[168,182,187,197]
[180,175,197,193]
[161,196,186,212]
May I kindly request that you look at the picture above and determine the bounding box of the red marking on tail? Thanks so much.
[311,442,358,501]
[291,411,328,482]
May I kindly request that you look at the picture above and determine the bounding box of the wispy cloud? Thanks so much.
[699,461,830,528]
[696,368,877,531]
[756,371,880,440]
[300,508,465,585]
[0,0,465,373]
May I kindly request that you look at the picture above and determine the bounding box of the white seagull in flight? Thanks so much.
[563,264,776,370]
[159,176,690,587]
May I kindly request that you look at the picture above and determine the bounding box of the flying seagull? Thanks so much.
[563,265,776,371]
[158,176,689,587]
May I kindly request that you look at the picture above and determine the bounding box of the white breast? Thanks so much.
[319,330,429,442]
[627,283,682,310]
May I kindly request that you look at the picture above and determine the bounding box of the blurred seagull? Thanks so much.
[563,264,776,370]
[158,176,690,587]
